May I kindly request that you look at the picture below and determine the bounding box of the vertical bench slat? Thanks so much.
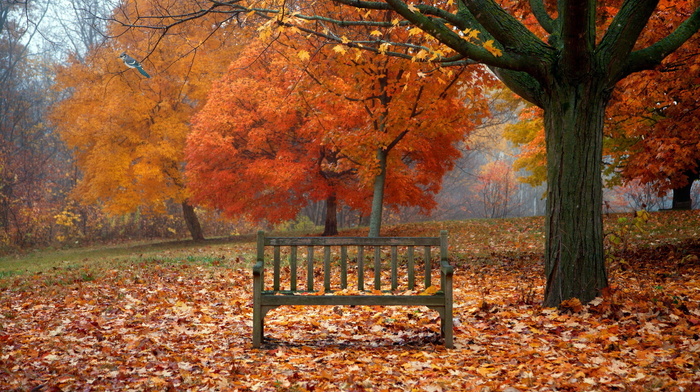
[253,231,265,347]
[357,246,364,291]
[374,246,381,290]
[307,246,314,291]
[440,230,448,291]
[273,246,281,291]
[257,231,265,286]
[340,246,348,289]
[408,246,415,290]
[324,245,331,292]
[290,246,298,291]
[391,246,398,291]
[424,245,431,288]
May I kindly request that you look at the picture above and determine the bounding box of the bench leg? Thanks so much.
[443,271,454,348]
[442,308,454,349]
[253,306,276,348]
[430,307,453,348]
[253,304,264,348]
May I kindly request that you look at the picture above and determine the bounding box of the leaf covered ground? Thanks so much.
[1,211,700,391]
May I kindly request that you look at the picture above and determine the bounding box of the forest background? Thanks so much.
[1,0,699,254]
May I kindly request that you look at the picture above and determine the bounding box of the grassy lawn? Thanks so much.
[1,211,699,391]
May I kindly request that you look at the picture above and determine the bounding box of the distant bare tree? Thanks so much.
[46,0,112,60]
[0,0,64,248]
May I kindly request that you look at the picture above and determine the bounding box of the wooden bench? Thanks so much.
[252,230,454,348]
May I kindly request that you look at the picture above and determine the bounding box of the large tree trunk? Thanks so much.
[322,193,339,236]
[182,200,205,241]
[368,148,388,237]
[672,170,698,210]
[542,79,610,307]
[672,183,693,210]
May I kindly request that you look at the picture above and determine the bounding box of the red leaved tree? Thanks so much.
[186,40,361,235]
[606,1,700,209]
[187,25,491,235]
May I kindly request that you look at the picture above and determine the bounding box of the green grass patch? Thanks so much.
[0,234,260,278]
[1,211,698,282]
[0,270,21,279]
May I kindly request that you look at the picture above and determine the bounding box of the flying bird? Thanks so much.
[119,52,150,78]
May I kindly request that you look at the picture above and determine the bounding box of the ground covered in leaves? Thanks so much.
[1,212,700,391]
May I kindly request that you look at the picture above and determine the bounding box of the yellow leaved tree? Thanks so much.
[50,0,252,240]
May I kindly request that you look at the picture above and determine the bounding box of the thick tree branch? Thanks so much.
[596,0,660,80]
[529,0,555,34]
[454,0,492,34]
[624,6,700,76]
[463,0,550,57]
[283,19,473,64]
[381,0,530,72]
[334,0,465,27]
[329,0,392,11]
[490,67,545,108]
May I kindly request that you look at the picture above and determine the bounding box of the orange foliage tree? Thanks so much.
[50,0,250,240]
[187,24,491,235]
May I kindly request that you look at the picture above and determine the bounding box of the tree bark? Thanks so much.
[368,148,388,237]
[358,212,370,227]
[542,77,610,307]
[182,200,205,241]
[322,193,339,236]
[672,171,698,210]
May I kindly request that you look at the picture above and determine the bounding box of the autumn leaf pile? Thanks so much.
[2,212,700,391]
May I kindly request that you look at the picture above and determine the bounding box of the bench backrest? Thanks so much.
[256,230,448,293]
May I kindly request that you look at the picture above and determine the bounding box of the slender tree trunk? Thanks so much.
[542,79,610,307]
[315,201,324,225]
[322,193,339,236]
[182,200,205,241]
[338,205,346,229]
[359,212,370,226]
[368,70,392,238]
[368,148,388,237]
[0,183,12,231]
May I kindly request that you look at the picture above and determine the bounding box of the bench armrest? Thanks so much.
[440,259,453,277]
[439,230,452,278]
[253,260,264,277]
[253,260,264,296]
[253,230,265,293]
